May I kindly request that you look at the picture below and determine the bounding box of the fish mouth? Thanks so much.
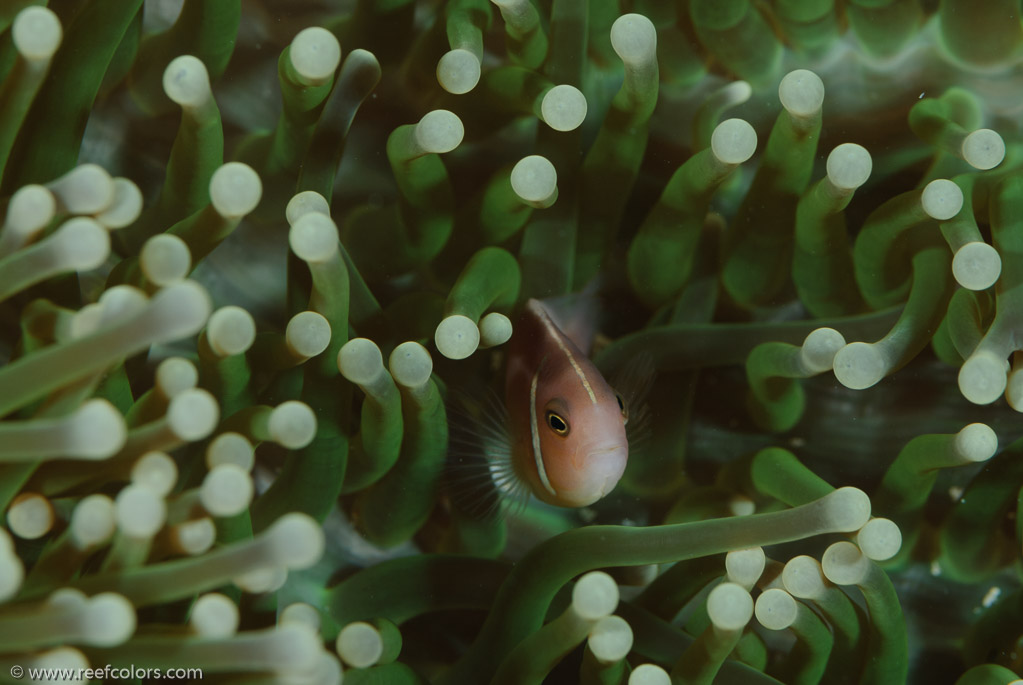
[577,442,628,496]
[587,443,627,458]
[581,442,628,469]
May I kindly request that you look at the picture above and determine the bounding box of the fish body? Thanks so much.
[504,299,629,508]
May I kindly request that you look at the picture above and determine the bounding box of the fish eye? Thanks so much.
[546,411,569,435]
[615,392,629,422]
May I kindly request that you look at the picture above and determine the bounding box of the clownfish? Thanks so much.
[450,298,649,514]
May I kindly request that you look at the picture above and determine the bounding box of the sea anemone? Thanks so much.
[2,0,1023,683]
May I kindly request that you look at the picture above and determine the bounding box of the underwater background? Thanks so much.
[2,0,1023,683]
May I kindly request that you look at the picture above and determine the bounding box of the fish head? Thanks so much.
[529,359,629,508]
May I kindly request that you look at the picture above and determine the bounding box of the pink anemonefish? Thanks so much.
[504,299,632,508]
[453,298,648,514]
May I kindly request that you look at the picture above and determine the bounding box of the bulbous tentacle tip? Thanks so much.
[266,513,325,571]
[510,155,558,206]
[629,664,670,685]
[711,118,757,165]
[857,518,902,561]
[289,213,339,263]
[268,401,318,450]
[821,540,871,586]
[779,68,824,118]
[952,241,1001,290]
[959,351,1008,405]
[541,85,587,131]
[819,487,872,532]
[833,341,885,390]
[954,423,998,463]
[707,582,754,631]
[587,615,633,664]
[572,571,619,620]
[962,128,1005,170]
[389,341,433,387]
[754,587,797,631]
[12,6,62,62]
[611,14,657,64]
[437,49,481,94]
[415,110,465,153]
[190,593,240,638]
[826,143,872,190]
[290,27,342,85]
[435,315,480,360]
[163,55,212,109]
[337,621,384,668]
[210,163,262,218]
[921,178,964,221]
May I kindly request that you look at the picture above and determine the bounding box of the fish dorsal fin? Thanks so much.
[532,302,599,406]
[537,283,600,355]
